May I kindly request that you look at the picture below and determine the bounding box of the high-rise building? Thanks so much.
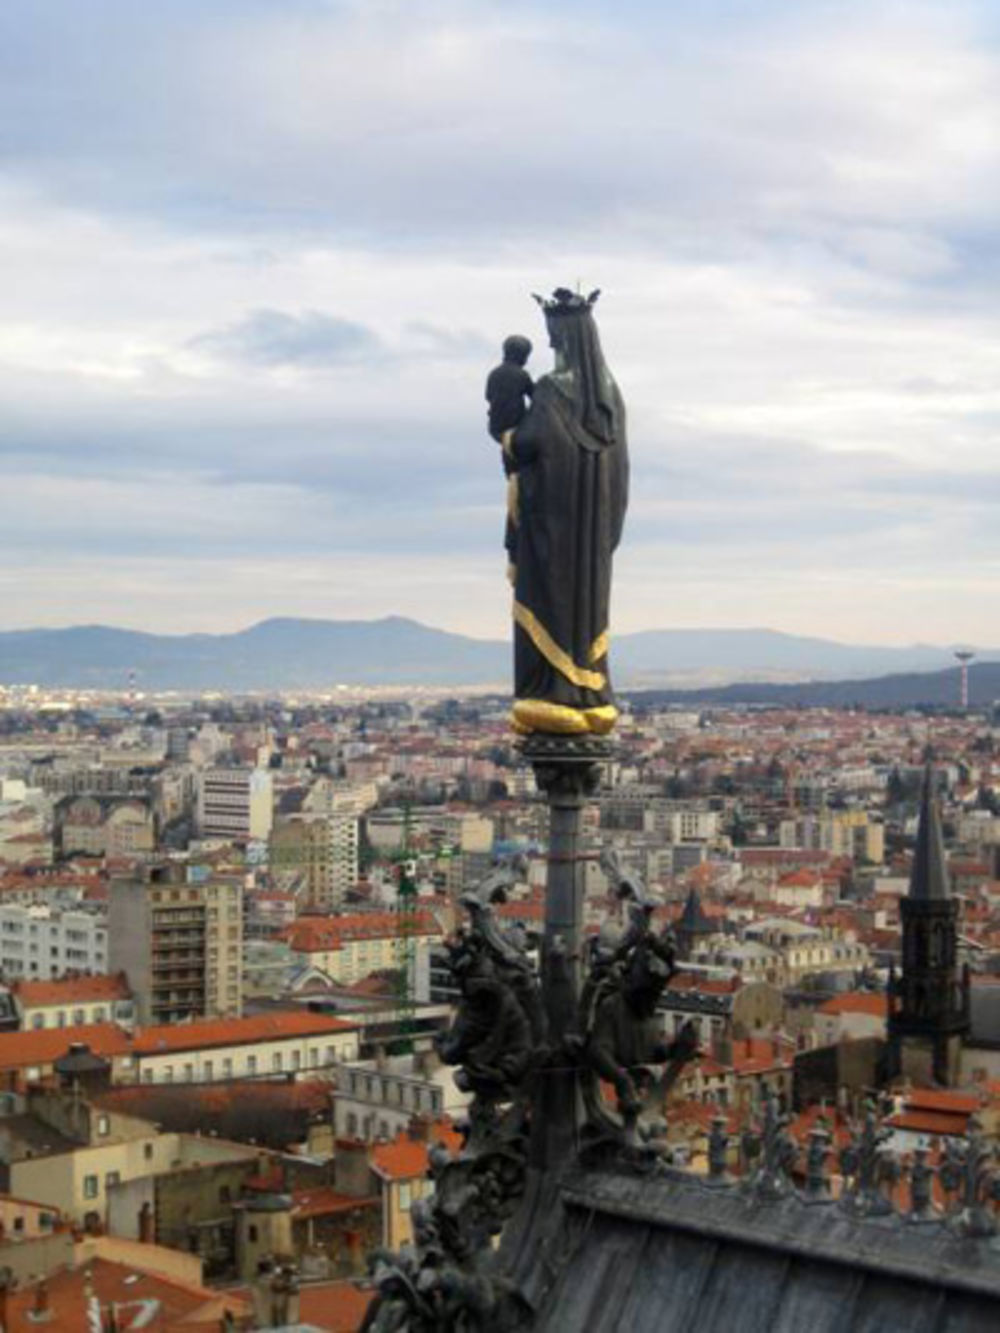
[197,767,273,843]
[109,863,243,1024]
[270,812,359,909]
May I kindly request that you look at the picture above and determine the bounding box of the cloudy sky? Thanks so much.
[2,0,1000,645]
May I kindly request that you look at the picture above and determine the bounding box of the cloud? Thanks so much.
[189,307,380,368]
[1,1,1000,642]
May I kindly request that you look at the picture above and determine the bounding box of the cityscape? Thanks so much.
[5,1,1000,1329]
[0,678,999,1325]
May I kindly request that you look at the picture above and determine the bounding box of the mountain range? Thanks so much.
[0,617,993,696]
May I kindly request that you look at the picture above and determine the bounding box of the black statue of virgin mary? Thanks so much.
[498,288,628,736]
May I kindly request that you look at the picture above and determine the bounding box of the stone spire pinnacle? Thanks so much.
[909,765,950,902]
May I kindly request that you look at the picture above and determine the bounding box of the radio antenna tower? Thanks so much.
[955,650,975,709]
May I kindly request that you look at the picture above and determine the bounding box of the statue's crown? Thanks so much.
[532,286,601,315]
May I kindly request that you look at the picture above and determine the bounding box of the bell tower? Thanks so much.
[888,767,970,1086]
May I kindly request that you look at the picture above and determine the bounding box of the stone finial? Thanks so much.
[942,1117,1000,1239]
[707,1114,730,1184]
[803,1124,832,1203]
[743,1088,796,1201]
[908,1146,938,1224]
[839,1104,898,1217]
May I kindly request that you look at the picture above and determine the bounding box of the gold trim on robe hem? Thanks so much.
[511,699,589,734]
[589,630,609,663]
[583,704,618,734]
[512,602,606,691]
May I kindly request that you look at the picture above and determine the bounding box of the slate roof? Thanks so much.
[519,1168,1000,1332]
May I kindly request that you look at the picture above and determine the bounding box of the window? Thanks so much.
[73,1010,85,1025]
[31,1015,44,1031]
[105,1171,120,1190]
[12,1216,23,1234]
[96,1115,110,1137]
[291,1050,301,1071]
[83,1175,99,1199]
[56,1011,66,1028]
[94,1008,106,1023]
[248,1224,258,1243]
[204,1060,214,1081]
[222,1059,233,1078]
[163,1066,174,1084]
[143,1069,153,1084]
[144,1143,154,1161]
[272,1053,283,1072]
[247,1056,257,1075]
[183,1064,194,1082]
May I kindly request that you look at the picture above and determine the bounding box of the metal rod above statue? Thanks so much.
[486,286,629,738]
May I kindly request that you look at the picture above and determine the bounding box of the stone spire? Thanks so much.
[888,763,969,1085]
[676,885,714,961]
[909,765,950,902]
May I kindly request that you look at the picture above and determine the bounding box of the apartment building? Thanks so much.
[0,903,107,980]
[57,796,155,859]
[109,864,243,1024]
[129,1011,360,1085]
[282,911,442,987]
[197,767,273,842]
[270,812,359,909]
[11,973,135,1031]
[778,810,885,865]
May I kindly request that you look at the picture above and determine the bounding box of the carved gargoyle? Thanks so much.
[435,858,543,1108]
[360,1133,531,1333]
[576,852,699,1153]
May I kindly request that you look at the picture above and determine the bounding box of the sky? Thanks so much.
[2,0,1000,646]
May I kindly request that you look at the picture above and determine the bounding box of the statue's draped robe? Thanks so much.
[508,352,628,716]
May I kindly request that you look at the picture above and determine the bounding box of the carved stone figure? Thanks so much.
[496,288,629,737]
[362,863,537,1333]
[435,860,542,1109]
[576,852,698,1153]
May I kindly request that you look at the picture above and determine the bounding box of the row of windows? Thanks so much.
[141,1044,343,1084]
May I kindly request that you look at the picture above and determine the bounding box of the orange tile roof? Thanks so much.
[297,1280,374,1333]
[0,1022,132,1073]
[887,1110,973,1136]
[4,1255,249,1333]
[371,1122,463,1181]
[817,992,888,1018]
[131,1010,358,1056]
[291,1186,379,1220]
[11,972,130,1009]
[905,1089,981,1114]
[284,910,441,953]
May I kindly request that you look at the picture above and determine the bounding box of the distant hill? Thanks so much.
[627,661,1000,709]
[0,617,991,693]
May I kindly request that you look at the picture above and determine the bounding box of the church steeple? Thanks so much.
[675,886,714,961]
[888,767,970,1086]
[909,764,949,901]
